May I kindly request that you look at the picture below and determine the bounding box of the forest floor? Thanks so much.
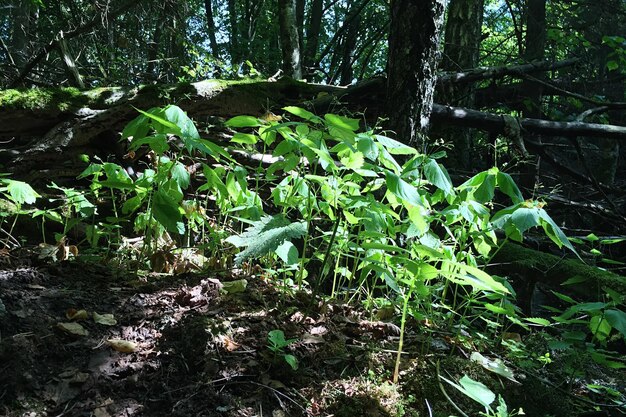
[0,248,624,417]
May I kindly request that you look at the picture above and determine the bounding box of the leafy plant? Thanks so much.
[440,373,524,417]
[267,329,299,370]
[0,175,41,248]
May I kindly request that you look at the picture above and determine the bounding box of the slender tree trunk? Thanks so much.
[10,1,34,70]
[228,0,240,64]
[296,0,306,63]
[303,0,323,70]
[58,38,84,88]
[338,3,361,85]
[439,0,483,169]
[147,4,164,79]
[278,0,303,79]
[204,0,220,60]
[520,0,546,191]
[386,0,447,146]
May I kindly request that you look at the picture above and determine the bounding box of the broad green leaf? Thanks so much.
[341,151,364,170]
[356,134,379,161]
[385,171,422,207]
[475,173,496,202]
[440,374,495,409]
[496,171,524,203]
[231,132,258,144]
[130,134,169,154]
[225,115,264,128]
[4,180,40,205]
[275,240,299,265]
[324,113,360,131]
[134,106,180,132]
[121,113,151,140]
[590,315,612,341]
[538,209,576,253]
[374,135,418,155]
[283,106,321,123]
[171,162,190,190]
[605,309,626,338]
[152,189,185,234]
[163,105,200,139]
[284,354,299,370]
[459,376,496,408]
[423,158,454,196]
[525,317,551,326]
[470,352,517,382]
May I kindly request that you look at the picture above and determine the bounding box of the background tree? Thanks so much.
[386,0,447,146]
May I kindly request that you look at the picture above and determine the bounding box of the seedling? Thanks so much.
[267,329,299,370]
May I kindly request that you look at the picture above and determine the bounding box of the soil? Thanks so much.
[0,249,624,417]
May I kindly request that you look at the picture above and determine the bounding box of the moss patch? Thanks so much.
[492,242,626,295]
[0,87,89,112]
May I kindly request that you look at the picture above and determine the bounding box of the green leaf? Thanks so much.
[423,158,454,196]
[163,105,200,139]
[525,317,551,326]
[385,171,422,206]
[470,352,517,382]
[374,135,418,155]
[275,240,299,265]
[171,162,190,190]
[441,374,495,409]
[283,106,321,123]
[225,215,307,265]
[459,376,496,408]
[537,209,576,253]
[607,60,619,71]
[225,115,264,128]
[231,132,258,144]
[4,180,40,205]
[605,309,626,338]
[152,189,185,234]
[134,106,180,132]
[590,315,612,341]
[496,171,524,203]
[324,113,360,131]
[475,173,496,202]
[283,354,299,370]
[341,151,364,170]
[130,134,169,154]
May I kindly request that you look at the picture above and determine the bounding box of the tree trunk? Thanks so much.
[438,0,483,169]
[338,3,362,85]
[146,4,164,79]
[228,0,240,64]
[204,0,221,61]
[303,0,323,71]
[278,0,303,79]
[386,0,447,146]
[519,0,546,191]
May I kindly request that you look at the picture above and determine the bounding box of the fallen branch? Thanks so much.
[430,104,626,140]
[437,58,579,85]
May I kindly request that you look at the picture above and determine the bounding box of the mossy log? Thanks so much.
[490,242,626,298]
[0,78,339,182]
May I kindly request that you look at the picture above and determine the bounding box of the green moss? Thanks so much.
[0,87,88,111]
[493,242,626,295]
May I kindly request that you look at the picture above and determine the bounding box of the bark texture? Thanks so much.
[386,0,446,146]
[278,0,303,79]
[439,0,483,168]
